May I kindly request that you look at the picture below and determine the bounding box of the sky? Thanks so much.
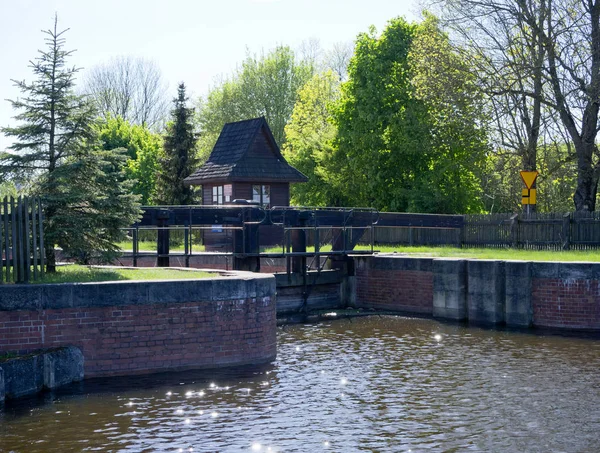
[0,0,419,151]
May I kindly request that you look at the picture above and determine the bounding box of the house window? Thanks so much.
[212,185,223,205]
[252,184,270,207]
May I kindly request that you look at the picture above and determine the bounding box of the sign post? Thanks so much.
[520,171,539,214]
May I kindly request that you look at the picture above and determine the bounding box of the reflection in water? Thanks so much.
[1,316,600,452]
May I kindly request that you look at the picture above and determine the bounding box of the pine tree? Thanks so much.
[0,16,141,270]
[155,83,199,205]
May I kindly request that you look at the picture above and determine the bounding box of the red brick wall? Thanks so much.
[532,278,600,329]
[115,255,286,273]
[0,297,276,378]
[356,267,434,314]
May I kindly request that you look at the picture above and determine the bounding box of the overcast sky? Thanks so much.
[0,0,419,151]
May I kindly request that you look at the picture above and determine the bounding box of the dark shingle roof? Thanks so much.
[184,117,308,185]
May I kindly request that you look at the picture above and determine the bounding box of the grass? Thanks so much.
[364,244,600,261]
[40,265,215,284]
[114,240,600,261]
[115,241,203,252]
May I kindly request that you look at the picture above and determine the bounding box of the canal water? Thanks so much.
[1,316,600,452]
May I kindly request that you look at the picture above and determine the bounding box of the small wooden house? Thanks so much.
[184,117,307,248]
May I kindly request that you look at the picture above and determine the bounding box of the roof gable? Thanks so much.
[185,117,307,185]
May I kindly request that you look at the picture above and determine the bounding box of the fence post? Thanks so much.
[510,214,519,248]
[562,213,571,250]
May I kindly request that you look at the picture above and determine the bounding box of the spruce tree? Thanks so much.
[155,83,198,205]
[0,17,140,270]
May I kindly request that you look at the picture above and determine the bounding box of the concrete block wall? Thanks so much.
[0,346,84,401]
[0,275,277,378]
[432,259,467,320]
[354,255,600,331]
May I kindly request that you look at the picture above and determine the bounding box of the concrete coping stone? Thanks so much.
[0,268,276,312]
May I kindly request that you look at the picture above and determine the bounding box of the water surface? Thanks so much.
[1,316,599,452]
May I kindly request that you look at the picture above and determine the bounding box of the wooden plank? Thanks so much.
[17,196,25,282]
[10,197,18,282]
[4,197,9,282]
[0,197,3,284]
[24,197,31,282]
[38,200,45,279]
[31,197,38,280]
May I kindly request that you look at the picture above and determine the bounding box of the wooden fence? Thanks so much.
[0,196,45,283]
[365,212,600,250]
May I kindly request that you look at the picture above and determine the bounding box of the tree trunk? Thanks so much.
[573,141,599,211]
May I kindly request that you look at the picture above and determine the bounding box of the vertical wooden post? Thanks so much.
[132,226,138,267]
[24,198,31,282]
[156,210,170,267]
[10,197,18,282]
[17,197,25,282]
[510,213,519,248]
[4,197,10,282]
[0,197,3,284]
[32,198,39,280]
[38,200,45,280]
[562,213,571,250]
[184,223,190,268]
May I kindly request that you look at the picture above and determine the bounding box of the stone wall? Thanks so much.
[0,275,277,378]
[114,254,287,274]
[354,255,600,331]
[0,346,84,401]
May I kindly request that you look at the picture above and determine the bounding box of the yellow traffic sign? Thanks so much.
[520,171,538,189]
[522,188,537,205]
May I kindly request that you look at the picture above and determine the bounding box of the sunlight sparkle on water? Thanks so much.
[324,441,330,447]
[185,418,191,424]
[210,382,216,388]
[340,378,348,385]
[434,334,442,342]
[185,391,193,397]
[251,443,262,451]
[211,411,218,418]
[295,346,301,351]
[176,409,184,415]
[198,410,204,415]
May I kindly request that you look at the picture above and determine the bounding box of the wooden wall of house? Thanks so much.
[198,182,291,250]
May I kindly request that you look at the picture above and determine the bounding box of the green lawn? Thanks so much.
[41,265,215,284]
[115,241,209,252]
[114,240,600,261]
[365,244,600,261]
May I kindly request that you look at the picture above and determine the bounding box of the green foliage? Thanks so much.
[0,17,141,269]
[196,46,313,159]
[97,116,162,205]
[283,71,345,206]
[155,83,199,205]
[481,143,577,213]
[332,16,488,213]
[408,14,488,213]
[0,181,18,199]
[43,144,141,264]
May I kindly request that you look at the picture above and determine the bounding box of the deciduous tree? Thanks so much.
[84,56,169,130]
[196,46,313,158]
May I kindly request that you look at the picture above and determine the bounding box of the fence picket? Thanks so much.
[0,196,45,283]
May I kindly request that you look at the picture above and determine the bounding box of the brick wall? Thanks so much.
[355,257,434,314]
[110,255,287,274]
[532,278,600,330]
[0,277,277,378]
